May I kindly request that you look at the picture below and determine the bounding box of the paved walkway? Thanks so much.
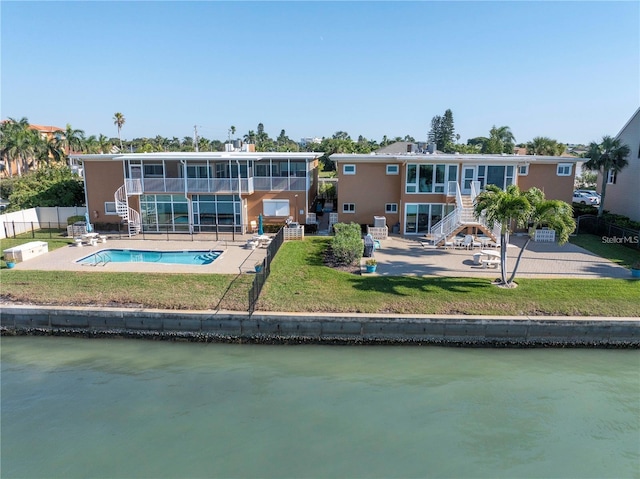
[364,235,632,279]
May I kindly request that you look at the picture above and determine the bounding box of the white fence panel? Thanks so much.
[0,207,87,239]
[36,206,87,228]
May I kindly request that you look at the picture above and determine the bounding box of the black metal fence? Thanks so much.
[248,227,285,314]
[576,215,640,250]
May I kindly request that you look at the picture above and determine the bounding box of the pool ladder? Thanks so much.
[90,251,112,266]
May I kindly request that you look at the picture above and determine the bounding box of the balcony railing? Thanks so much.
[253,176,306,191]
[139,177,255,194]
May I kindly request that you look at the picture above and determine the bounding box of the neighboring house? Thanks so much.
[595,107,640,222]
[71,149,321,235]
[331,148,579,241]
[0,122,65,177]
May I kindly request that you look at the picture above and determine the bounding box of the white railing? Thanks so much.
[446,181,458,197]
[125,179,143,195]
[139,177,254,194]
[470,181,480,202]
[429,208,461,245]
[115,184,141,237]
[253,176,306,191]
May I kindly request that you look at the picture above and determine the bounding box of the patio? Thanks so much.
[362,235,632,279]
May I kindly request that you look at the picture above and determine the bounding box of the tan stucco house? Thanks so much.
[331,148,580,241]
[595,107,640,222]
[72,149,321,235]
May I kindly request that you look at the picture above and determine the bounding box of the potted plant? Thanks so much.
[631,261,640,278]
[5,261,15,269]
[254,262,263,273]
[365,258,377,273]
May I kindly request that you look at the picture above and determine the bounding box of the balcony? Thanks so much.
[139,177,255,195]
[253,176,306,191]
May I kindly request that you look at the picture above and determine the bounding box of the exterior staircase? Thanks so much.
[429,182,497,246]
[115,180,142,237]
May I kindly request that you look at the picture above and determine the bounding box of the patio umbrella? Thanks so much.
[84,211,93,232]
[258,214,264,235]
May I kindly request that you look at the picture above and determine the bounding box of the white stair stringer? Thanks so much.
[115,184,141,237]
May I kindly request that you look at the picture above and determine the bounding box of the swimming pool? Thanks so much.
[77,249,222,266]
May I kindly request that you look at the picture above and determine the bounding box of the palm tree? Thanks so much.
[113,112,125,150]
[1,117,33,176]
[483,126,516,154]
[62,124,86,155]
[473,185,575,287]
[98,134,111,154]
[584,136,631,217]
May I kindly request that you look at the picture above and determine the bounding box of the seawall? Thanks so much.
[1,305,639,347]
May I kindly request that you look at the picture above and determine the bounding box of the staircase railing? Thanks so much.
[115,184,141,237]
[429,208,461,246]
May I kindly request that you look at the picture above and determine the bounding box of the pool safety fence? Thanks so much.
[249,227,284,315]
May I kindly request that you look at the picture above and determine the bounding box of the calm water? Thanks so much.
[2,337,639,479]
[77,249,221,265]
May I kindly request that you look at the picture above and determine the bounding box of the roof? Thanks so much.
[70,151,324,161]
[29,124,64,133]
[615,107,640,139]
[330,153,581,165]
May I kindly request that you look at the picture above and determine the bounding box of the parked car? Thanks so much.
[573,191,600,205]
[575,189,601,201]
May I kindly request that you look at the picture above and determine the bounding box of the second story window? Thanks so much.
[144,164,164,177]
[343,164,356,175]
[386,164,399,175]
[518,164,529,176]
[557,163,572,176]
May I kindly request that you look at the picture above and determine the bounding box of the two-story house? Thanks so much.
[331,149,579,242]
[72,149,322,235]
[595,107,640,222]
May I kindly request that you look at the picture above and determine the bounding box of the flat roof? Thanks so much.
[330,153,581,164]
[71,152,324,161]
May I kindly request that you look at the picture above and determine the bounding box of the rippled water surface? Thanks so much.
[2,337,639,478]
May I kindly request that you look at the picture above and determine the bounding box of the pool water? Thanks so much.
[77,249,222,265]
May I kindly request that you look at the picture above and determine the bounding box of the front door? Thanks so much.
[462,166,475,195]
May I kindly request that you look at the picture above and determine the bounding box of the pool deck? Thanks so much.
[9,237,268,275]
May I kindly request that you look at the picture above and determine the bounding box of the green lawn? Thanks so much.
[2,235,639,316]
[1,235,73,268]
[257,237,640,316]
[569,233,640,268]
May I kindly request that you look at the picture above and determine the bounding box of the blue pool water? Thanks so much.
[77,249,222,265]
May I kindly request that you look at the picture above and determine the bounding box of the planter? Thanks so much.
[254,265,263,273]
[631,268,640,278]
[365,265,377,273]
[6,262,15,269]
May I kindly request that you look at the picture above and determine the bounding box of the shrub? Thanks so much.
[331,222,362,265]
[67,215,85,225]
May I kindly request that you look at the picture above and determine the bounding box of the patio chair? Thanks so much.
[462,235,481,250]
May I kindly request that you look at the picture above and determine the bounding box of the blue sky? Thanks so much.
[2,1,638,145]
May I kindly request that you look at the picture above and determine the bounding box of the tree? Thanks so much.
[61,123,86,155]
[427,109,456,152]
[7,165,84,210]
[526,136,565,156]
[473,184,575,287]
[483,125,515,154]
[584,136,631,217]
[113,112,125,150]
[1,117,34,176]
[228,125,236,141]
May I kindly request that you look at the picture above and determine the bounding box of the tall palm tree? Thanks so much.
[473,185,574,287]
[113,112,125,150]
[584,136,631,217]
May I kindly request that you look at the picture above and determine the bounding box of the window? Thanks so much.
[518,164,529,176]
[263,199,290,217]
[607,169,617,184]
[386,164,399,175]
[385,203,398,214]
[104,202,117,215]
[406,163,452,193]
[557,163,572,176]
[143,164,164,177]
[343,164,356,175]
[343,203,355,213]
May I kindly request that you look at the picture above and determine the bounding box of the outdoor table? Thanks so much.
[480,249,500,258]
